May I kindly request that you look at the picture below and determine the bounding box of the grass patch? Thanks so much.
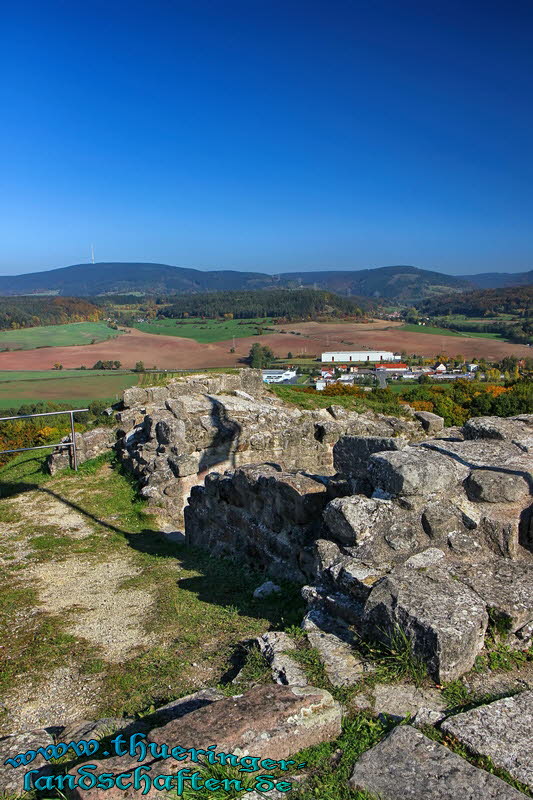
[400,323,505,340]
[0,372,138,409]
[290,713,395,800]
[0,450,308,724]
[474,642,531,673]
[0,321,123,350]
[132,317,275,344]
[360,626,428,688]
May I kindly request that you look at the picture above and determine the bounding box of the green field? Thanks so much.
[0,370,138,410]
[133,317,274,343]
[0,322,123,351]
[400,323,504,340]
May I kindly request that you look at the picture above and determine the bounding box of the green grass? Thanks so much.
[0,371,139,409]
[132,317,275,343]
[0,449,305,723]
[269,384,406,419]
[400,323,505,340]
[0,321,123,350]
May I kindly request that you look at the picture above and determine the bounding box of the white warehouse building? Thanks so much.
[321,351,400,363]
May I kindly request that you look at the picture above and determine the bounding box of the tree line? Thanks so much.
[420,286,533,317]
[156,289,369,320]
[0,297,102,331]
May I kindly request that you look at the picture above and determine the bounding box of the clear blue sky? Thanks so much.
[1,0,531,276]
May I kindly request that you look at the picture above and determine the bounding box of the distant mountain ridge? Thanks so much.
[0,262,530,301]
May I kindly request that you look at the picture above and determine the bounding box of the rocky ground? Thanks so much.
[1,371,531,799]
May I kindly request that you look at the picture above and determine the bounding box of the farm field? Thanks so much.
[0,321,122,351]
[132,317,274,343]
[0,319,529,373]
[400,324,505,340]
[0,371,139,410]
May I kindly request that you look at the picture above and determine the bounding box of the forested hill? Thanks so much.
[157,289,369,319]
[0,262,529,301]
[0,297,102,330]
[457,270,533,289]
[421,286,533,316]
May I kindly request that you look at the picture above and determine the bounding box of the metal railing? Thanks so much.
[0,408,89,470]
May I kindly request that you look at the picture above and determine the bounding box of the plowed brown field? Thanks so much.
[0,322,528,371]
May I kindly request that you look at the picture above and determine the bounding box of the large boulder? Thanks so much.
[363,566,488,681]
[463,415,533,442]
[149,684,342,760]
[368,447,469,497]
[465,469,530,503]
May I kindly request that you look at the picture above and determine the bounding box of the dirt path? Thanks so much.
[0,488,157,733]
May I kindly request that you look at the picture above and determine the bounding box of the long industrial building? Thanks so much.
[321,350,400,363]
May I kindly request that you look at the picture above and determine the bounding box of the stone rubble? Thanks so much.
[30,375,532,800]
[349,724,527,799]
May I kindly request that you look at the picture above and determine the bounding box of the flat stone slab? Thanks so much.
[349,724,526,799]
[441,690,533,789]
[150,684,342,760]
[302,608,367,686]
[372,683,447,721]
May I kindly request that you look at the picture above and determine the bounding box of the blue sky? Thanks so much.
[1,0,531,275]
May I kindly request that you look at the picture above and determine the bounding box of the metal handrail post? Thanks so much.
[0,408,89,469]
[69,410,77,471]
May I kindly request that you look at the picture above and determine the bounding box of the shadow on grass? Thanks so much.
[0,461,305,631]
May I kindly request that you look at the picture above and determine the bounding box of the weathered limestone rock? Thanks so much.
[463,414,533,443]
[0,729,54,796]
[420,437,532,478]
[465,469,530,503]
[450,559,533,633]
[404,548,445,569]
[349,725,525,799]
[257,632,308,686]
[414,410,445,434]
[368,447,469,497]
[364,566,488,681]
[372,684,447,721]
[323,495,395,546]
[329,558,385,601]
[441,691,533,789]
[302,608,367,686]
